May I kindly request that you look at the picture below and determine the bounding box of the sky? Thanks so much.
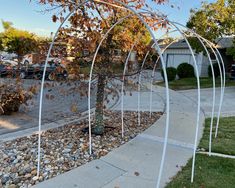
[0,0,216,37]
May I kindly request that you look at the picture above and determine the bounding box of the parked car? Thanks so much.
[1,59,18,66]
[21,53,61,66]
[20,62,68,81]
[0,62,20,78]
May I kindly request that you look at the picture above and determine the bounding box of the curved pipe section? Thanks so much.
[37,0,89,177]
[149,36,179,117]
[121,40,139,136]
[88,13,138,154]
[100,2,170,187]
[167,23,217,156]
[166,22,201,184]
[214,47,226,138]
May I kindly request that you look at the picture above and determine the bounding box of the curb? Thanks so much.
[0,84,121,143]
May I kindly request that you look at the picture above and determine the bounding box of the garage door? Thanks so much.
[167,54,196,68]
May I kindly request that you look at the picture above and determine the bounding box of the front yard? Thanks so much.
[166,116,235,188]
[158,77,235,90]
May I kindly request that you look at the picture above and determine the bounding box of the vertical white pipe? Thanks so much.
[137,51,150,126]
[122,41,138,136]
[88,13,136,153]
[100,3,170,186]
[194,37,215,156]
[149,39,179,116]
[201,39,224,138]
[214,48,226,138]
[168,22,201,183]
[37,0,89,177]
[148,30,178,117]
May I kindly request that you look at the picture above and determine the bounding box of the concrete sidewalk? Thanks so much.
[33,85,205,188]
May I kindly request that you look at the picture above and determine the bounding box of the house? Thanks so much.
[161,39,210,77]
[161,37,234,77]
[215,37,234,72]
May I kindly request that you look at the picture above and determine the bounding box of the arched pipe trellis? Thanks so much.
[121,40,138,137]
[96,1,170,187]
[36,4,145,175]
[203,40,226,138]
[88,13,139,154]
[121,21,165,128]
[36,2,151,175]
[195,38,226,138]
[37,0,90,177]
[153,19,226,140]
[201,39,226,138]
[88,11,157,143]
[149,38,179,117]
[130,12,202,184]
[37,1,224,187]
[163,22,201,184]
[168,22,224,182]
[214,47,226,138]
[37,1,170,185]
[137,30,177,125]
[148,32,218,157]
[145,18,225,181]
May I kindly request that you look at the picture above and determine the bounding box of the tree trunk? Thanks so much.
[92,30,113,135]
[92,74,106,135]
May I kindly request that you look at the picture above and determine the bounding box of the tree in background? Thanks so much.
[226,45,235,61]
[187,0,235,61]
[1,20,38,62]
[187,0,235,41]
[38,0,168,134]
[0,33,3,51]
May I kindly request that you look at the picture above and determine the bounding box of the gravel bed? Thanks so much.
[0,111,162,188]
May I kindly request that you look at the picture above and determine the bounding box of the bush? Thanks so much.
[161,67,177,81]
[208,63,223,78]
[0,84,35,115]
[177,63,195,78]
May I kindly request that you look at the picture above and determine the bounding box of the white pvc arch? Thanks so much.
[37,0,90,177]
[146,19,225,182]
[86,3,171,187]
[36,1,226,187]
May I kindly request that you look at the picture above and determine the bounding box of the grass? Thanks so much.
[158,77,235,90]
[166,117,235,188]
[199,117,235,156]
[166,154,235,188]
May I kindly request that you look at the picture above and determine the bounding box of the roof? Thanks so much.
[159,37,234,50]
[160,39,189,49]
[215,37,234,49]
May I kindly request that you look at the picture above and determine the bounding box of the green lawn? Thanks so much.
[166,117,235,188]
[199,117,235,156]
[158,77,235,90]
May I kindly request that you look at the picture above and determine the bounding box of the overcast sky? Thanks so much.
[0,0,216,37]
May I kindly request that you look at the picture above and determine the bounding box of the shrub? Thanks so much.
[208,63,223,78]
[177,63,195,78]
[161,67,177,81]
[0,83,36,115]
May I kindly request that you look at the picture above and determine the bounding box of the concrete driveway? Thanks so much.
[178,87,235,117]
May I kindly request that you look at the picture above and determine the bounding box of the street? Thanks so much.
[0,78,96,135]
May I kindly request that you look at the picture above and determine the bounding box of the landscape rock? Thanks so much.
[0,111,162,188]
